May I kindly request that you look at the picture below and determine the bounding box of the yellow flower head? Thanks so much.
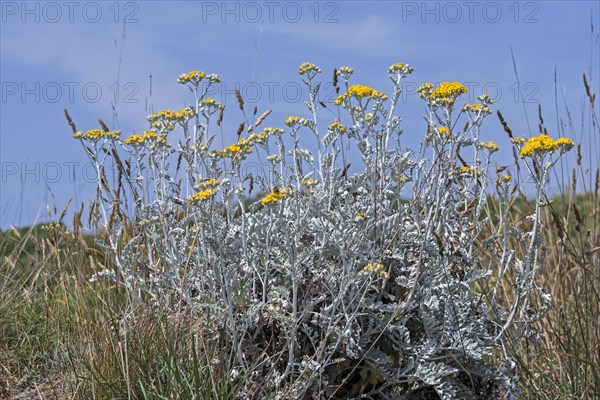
[357,262,389,279]
[302,178,319,186]
[462,103,491,115]
[388,62,414,75]
[124,130,168,148]
[353,212,366,223]
[347,84,386,99]
[336,66,355,77]
[147,107,195,127]
[224,143,242,154]
[298,62,321,75]
[261,127,285,137]
[124,133,144,146]
[519,134,558,158]
[238,131,269,148]
[496,174,512,186]
[437,127,450,137]
[285,116,304,127]
[200,97,224,110]
[147,110,177,122]
[189,188,217,203]
[334,84,387,105]
[459,166,481,176]
[481,141,499,152]
[261,188,291,205]
[555,137,575,152]
[220,138,254,160]
[75,129,121,142]
[177,106,197,120]
[144,130,168,146]
[430,82,468,106]
[302,178,319,192]
[209,150,225,159]
[417,82,434,100]
[151,121,175,133]
[177,70,206,86]
[198,178,220,189]
[328,120,346,134]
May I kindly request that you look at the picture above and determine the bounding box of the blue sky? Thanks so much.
[1,0,599,229]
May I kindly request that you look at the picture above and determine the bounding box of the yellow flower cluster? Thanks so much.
[480,141,499,152]
[212,131,270,159]
[189,188,217,203]
[147,107,196,125]
[239,131,269,146]
[285,116,308,127]
[261,188,291,205]
[298,62,321,75]
[302,178,319,192]
[328,120,346,134]
[462,103,491,115]
[555,137,575,151]
[357,262,389,279]
[334,84,387,105]
[336,66,354,77]
[429,82,468,106]
[459,166,481,176]
[188,179,220,202]
[198,178,219,189]
[73,129,121,141]
[267,154,282,163]
[353,213,366,223]
[512,137,525,145]
[437,127,450,137]
[387,62,414,75]
[225,143,252,157]
[124,130,168,147]
[496,174,512,186]
[177,70,206,85]
[417,82,434,100]
[519,134,558,158]
[152,121,175,132]
[262,127,285,137]
[302,178,319,186]
[200,97,224,109]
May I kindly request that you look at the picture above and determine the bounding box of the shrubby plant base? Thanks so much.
[70,61,574,399]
